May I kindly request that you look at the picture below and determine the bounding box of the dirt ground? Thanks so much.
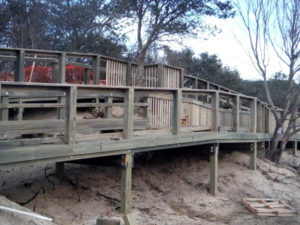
[0,148,299,225]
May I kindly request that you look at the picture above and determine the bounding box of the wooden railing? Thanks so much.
[0,82,273,148]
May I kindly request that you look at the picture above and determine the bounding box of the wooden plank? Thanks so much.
[17,99,23,121]
[123,213,137,225]
[242,198,297,217]
[251,98,257,133]
[212,92,220,131]
[0,118,148,135]
[1,96,8,120]
[104,96,113,119]
[1,103,65,109]
[15,49,25,81]
[123,88,134,139]
[57,96,65,119]
[294,140,298,156]
[84,68,90,84]
[172,89,181,135]
[93,55,100,84]
[59,52,66,83]
[250,142,257,170]
[210,144,219,196]
[65,86,77,144]
[233,95,240,132]
[121,154,133,215]
[157,64,164,87]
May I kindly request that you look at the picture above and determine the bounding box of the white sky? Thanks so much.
[167,16,285,80]
[124,2,288,81]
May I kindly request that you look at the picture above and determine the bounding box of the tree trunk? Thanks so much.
[136,54,145,87]
[266,126,281,162]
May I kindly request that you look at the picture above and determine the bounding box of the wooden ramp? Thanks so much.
[242,198,297,217]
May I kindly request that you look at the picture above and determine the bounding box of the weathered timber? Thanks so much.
[93,55,100,84]
[121,153,133,215]
[172,89,181,135]
[250,142,257,170]
[210,143,219,196]
[65,86,77,144]
[15,49,25,82]
[123,88,134,139]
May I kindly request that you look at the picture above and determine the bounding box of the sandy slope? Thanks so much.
[0,149,299,225]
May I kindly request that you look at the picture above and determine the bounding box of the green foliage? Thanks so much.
[163,47,292,108]
[0,0,126,57]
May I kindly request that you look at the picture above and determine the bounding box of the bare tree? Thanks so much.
[117,0,235,86]
[238,0,300,162]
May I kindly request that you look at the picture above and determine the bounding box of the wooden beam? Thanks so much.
[172,89,181,135]
[210,143,219,196]
[1,96,8,121]
[126,63,132,86]
[104,96,113,119]
[233,95,240,132]
[15,49,25,82]
[157,64,164,87]
[294,140,298,156]
[64,86,77,144]
[84,68,90,84]
[250,142,257,170]
[179,68,184,88]
[265,108,270,134]
[123,88,134,139]
[121,154,133,215]
[93,55,100,85]
[59,52,66,83]
[17,99,23,121]
[251,98,257,133]
[212,92,220,131]
[257,142,265,159]
[0,84,2,120]
[57,96,66,119]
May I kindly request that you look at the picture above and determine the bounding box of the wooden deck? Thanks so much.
[0,48,299,224]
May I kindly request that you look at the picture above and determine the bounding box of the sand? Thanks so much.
[0,149,299,225]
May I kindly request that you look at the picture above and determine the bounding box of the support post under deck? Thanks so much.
[257,142,265,159]
[121,153,136,225]
[250,142,257,170]
[210,143,219,196]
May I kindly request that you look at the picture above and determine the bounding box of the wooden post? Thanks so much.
[157,64,164,88]
[105,96,113,119]
[210,144,219,196]
[294,140,298,156]
[265,108,270,134]
[57,96,66,119]
[121,154,133,214]
[126,63,132,86]
[123,88,134,139]
[1,95,8,121]
[15,49,25,82]
[59,52,66,83]
[55,162,64,179]
[233,95,240,132]
[17,99,23,121]
[64,86,77,144]
[179,68,184,88]
[212,91,220,132]
[250,142,257,170]
[251,98,257,133]
[172,89,181,135]
[84,68,90,84]
[52,52,66,83]
[93,55,100,85]
[257,142,265,159]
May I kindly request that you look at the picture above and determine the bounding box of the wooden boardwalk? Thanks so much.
[0,48,299,224]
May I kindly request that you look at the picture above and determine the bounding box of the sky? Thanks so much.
[168,16,285,81]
